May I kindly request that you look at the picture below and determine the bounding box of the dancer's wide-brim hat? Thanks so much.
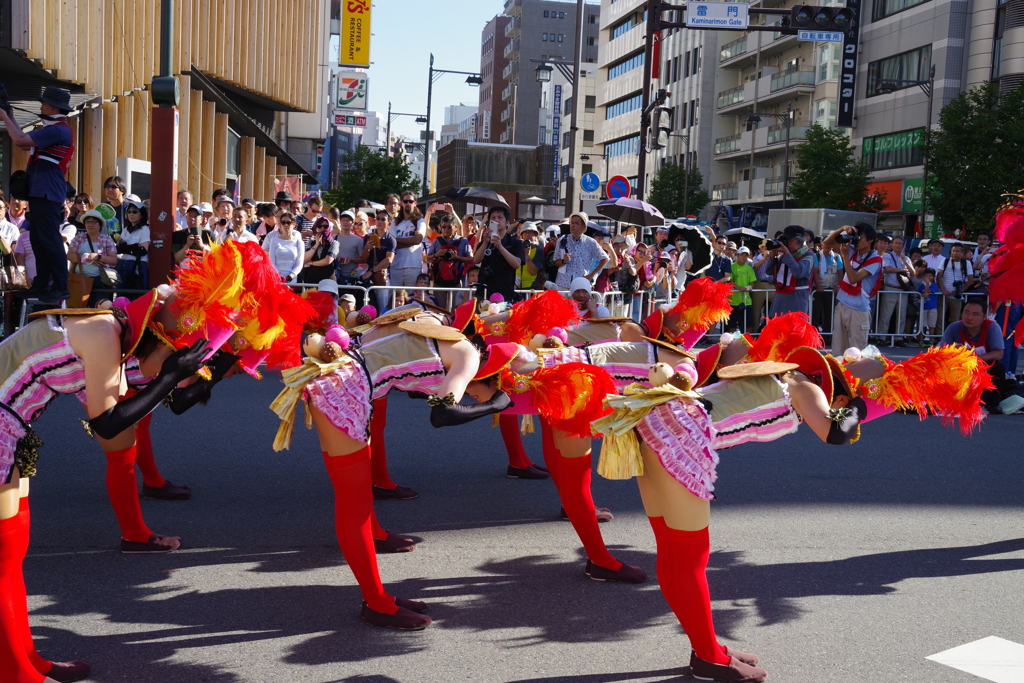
[451,298,478,334]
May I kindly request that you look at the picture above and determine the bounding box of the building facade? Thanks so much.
[479,15,513,144]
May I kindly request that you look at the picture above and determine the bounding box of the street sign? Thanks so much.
[607,175,631,199]
[797,30,844,42]
[579,192,600,201]
[334,113,367,127]
[685,2,749,29]
[580,172,601,193]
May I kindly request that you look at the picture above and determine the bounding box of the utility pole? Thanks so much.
[423,55,434,198]
[564,0,585,217]
[637,0,662,201]
[148,0,179,287]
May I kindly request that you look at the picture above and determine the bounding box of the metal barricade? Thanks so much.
[367,285,476,313]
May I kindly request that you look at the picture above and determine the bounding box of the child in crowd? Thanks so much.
[412,273,440,307]
[728,246,756,333]
[918,268,941,345]
[392,289,409,308]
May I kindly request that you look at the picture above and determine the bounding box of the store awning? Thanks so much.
[0,48,100,129]
[188,68,317,184]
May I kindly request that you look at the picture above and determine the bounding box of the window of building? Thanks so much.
[679,102,688,128]
[817,43,841,82]
[606,136,641,158]
[559,11,565,18]
[544,10,549,17]
[585,95,597,112]
[993,0,1007,80]
[862,127,926,170]
[693,47,700,74]
[608,52,645,80]
[872,0,931,21]
[557,34,564,42]
[814,98,837,127]
[689,99,697,127]
[588,36,597,45]
[591,13,598,22]
[606,94,643,119]
[542,33,548,41]
[564,97,572,116]
[582,163,594,174]
[684,50,691,78]
[563,131,571,149]
[866,45,931,96]
[583,130,595,146]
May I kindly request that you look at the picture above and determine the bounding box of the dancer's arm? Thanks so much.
[166,351,241,414]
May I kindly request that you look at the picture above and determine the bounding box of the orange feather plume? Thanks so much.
[747,312,824,362]
[521,363,616,438]
[171,242,245,331]
[503,290,583,344]
[669,277,734,330]
[874,345,995,434]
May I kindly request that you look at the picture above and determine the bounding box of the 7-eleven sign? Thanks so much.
[336,72,368,111]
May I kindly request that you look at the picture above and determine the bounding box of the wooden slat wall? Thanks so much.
[12,0,323,202]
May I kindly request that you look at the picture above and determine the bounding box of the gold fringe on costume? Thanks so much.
[12,428,43,479]
[520,414,535,434]
[591,382,700,479]
[270,355,355,451]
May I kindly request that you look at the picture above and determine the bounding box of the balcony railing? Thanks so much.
[766,121,811,145]
[720,37,748,62]
[503,39,519,59]
[501,83,515,101]
[765,177,787,196]
[714,134,742,155]
[712,182,739,201]
[770,67,816,93]
[502,60,518,79]
[717,85,745,109]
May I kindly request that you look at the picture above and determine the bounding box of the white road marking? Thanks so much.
[927,636,1024,683]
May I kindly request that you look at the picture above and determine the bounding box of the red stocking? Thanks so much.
[499,414,532,469]
[105,446,153,543]
[540,419,621,571]
[322,448,397,614]
[660,526,729,665]
[0,510,45,683]
[369,507,389,542]
[369,397,397,490]
[133,413,166,489]
[10,500,50,674]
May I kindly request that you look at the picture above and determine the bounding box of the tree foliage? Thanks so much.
[648,162,711,218]
[787,124,886,213]
[323,145,419,210]
[925,81,1024,237]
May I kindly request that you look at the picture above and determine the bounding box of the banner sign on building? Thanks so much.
[836,0,861,128]
[552,85,562,185]
[336,72,369,111]
[340,0,372,68]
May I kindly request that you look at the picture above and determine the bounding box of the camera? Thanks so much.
[439,249,454,261]
[215,218,227,227]
[954,281,964,299]
[764,239,780,250]
[834,232,855,245]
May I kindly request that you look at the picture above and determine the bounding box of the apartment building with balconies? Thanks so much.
[479,15,513,144]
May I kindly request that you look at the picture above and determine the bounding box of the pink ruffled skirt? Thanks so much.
[304,363,373,442]
[636,399,719,500]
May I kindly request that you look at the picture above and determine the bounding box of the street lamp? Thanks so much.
[531,56,581,216]
[877,64,935,234]
[385,101,428,155]
[424,54,482,197]
[745,100,793,207]
[535,64,553,82]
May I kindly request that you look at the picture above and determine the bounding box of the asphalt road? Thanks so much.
[23,353,1024,683]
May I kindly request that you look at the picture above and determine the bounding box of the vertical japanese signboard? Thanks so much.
[836,0,860,128]
[552,85,562,185]
[340,0,372,68]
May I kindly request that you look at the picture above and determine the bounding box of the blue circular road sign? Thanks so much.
[580,172,601,194]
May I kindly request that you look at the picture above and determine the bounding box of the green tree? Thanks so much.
[925,81,1024,237]
[323,145,419,210]
[787,124,886,212]
[648,162,711,218]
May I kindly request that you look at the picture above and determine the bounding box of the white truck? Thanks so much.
[766,208,878,238]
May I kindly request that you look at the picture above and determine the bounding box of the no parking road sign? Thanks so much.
[607,175,632,199]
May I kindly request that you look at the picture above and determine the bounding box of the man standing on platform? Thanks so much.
[0,86,74,303]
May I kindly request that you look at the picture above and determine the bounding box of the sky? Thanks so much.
[358,0,509,143]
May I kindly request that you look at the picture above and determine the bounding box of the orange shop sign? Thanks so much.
[866,180,902,212]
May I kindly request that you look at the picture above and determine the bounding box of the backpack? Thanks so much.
[617,256,640,295]
[434,238,463,283]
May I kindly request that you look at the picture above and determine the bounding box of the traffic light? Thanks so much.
[789,5,855,32]
[649,106,672,150]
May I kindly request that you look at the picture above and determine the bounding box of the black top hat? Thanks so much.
[275,191,293,202]
[39,86,72,112]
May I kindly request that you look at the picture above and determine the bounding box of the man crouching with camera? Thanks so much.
[767,225,814,317]
[823,222,882,355]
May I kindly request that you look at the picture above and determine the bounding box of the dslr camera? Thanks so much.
[438,249,454,261]
[834,231,855,245]
[764,239,780,250]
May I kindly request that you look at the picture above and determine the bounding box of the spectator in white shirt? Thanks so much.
[224,206,259,244]
[262,211,304,283]
[936,242,975,324]
[174,189,193,231]
[972,231,995,289]
[389,192,427,286]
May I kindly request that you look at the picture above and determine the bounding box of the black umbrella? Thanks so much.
[667,223,714,276]
[596,197,666,227]
[444,186,510,207]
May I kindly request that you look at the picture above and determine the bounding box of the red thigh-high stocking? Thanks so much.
[369,397,397,490]
[369,506,389,542]
[322,448,397,614]
[499,414,533,469]
[133,413,166,489]
[0,505,46,683]
[10,500,50,674]
[660,525,730,665]
[540,419,621,571]
[105,446,153,543]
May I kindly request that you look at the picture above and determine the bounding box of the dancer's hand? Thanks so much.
[158,340,210,382]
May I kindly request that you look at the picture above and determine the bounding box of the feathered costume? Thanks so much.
[988,190,1024,343]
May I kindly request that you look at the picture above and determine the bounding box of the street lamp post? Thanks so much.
[878,64,935,233]
[745,100,793,207]
[424,54,483,198]
[385,101,428,154]
[669,133,691,216]
[533,57,580,216]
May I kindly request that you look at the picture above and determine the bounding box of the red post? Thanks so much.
[148,107,179,287]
